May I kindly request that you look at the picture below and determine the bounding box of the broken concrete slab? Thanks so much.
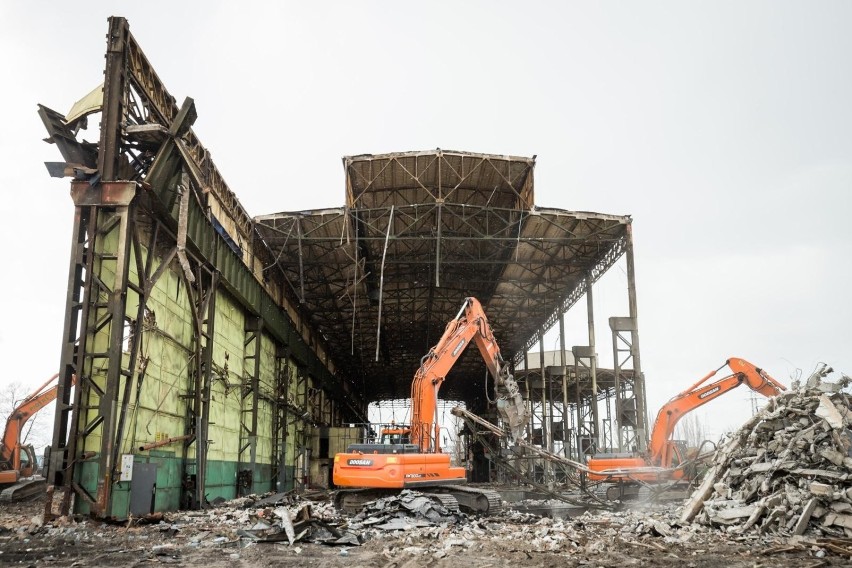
[818,448,846,465]
[342,489,464,533]
[816,394,846,429]
[793,498,818,536]
[710,505,757,523]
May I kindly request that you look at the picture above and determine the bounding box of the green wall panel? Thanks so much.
[204,459,238,502]
[71,207,341,516]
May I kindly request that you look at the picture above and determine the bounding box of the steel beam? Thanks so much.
[238,316,262,496]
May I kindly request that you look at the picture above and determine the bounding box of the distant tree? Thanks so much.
[674,412,707,450]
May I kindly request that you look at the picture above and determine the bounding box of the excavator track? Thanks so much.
[424,491,462,513]
[593,482,660,502]
[0,477,46,502]
[334,488,381,514]
[430,485,503,515]
[593,482,626,502]
[333,488,462,515]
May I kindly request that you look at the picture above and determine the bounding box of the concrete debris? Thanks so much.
[366,503,852,563]
[3,487,852,565]
[249,490,297,508]
[681,374,852,538]
[348,490,462,531]
[817,394,846,429]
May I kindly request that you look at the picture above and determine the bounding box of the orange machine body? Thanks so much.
[333,450,466,489]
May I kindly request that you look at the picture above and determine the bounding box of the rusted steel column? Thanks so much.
[523,349,533,441]
[625,225,647,448]
[95,185,136,516]
[574,350,584,460]
[198,271,219,506]
[47,203,94,517]
[97,17,128,182]
[538,334,552,482]
[558,313,569,458]
[586,274,600,447]
[238,316,262,495]
[435,152,442,287]
[272,344,290,491]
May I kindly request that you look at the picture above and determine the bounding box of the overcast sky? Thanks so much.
[1,1,849,443]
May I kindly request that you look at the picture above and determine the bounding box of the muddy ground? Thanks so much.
[0,493,849,567]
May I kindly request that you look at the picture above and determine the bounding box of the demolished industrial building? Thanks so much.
[1,14,849,568]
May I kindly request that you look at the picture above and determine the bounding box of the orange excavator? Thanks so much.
[587,358,786,495]
[333,297,527,514]
[1,373,75,500]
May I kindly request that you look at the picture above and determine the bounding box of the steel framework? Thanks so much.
[39,16,650,511]
[40,16,361,518]
[256,152,634,406]
[256,150,649,483]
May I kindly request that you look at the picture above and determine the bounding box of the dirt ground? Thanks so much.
[0,493,849,567]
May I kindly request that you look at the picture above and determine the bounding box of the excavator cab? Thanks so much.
[668,440,687,468]
[380,427,410,445]
[342,424,419,456]
[17,445,37,478]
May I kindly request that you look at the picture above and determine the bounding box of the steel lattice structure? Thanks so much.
[255,150,636,410]
[38,17,649,517]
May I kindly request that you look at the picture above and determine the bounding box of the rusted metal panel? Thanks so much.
[69,181,136,206]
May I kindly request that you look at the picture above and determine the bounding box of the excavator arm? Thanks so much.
[647,357,786,467]
[409,297,527,452]
[333,297,521,512]
[1,373,75,476]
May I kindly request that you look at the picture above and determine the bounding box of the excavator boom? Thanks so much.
[588,358,786,487]
[332,297,524,515]
[647,357,785,466]
[1,373,75,479]
[410,297,526,452]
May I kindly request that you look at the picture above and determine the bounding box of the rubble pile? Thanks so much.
[367,504,815,562]
[3,486,851,565]
[347,489,462,531]
[235,500,360,546]
[148,490,361,547]
[682,372,852,537]
[141,488,463,549]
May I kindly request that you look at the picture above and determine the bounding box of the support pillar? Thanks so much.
[238,316,262,495]
[572,345,597,457]
[181,267,218,509]
[46,181,139,518]
[585,273,600,448]
[538,334,552,482]
[558,313,570,458]
[272,345,290,491]
[625,225,648,447]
